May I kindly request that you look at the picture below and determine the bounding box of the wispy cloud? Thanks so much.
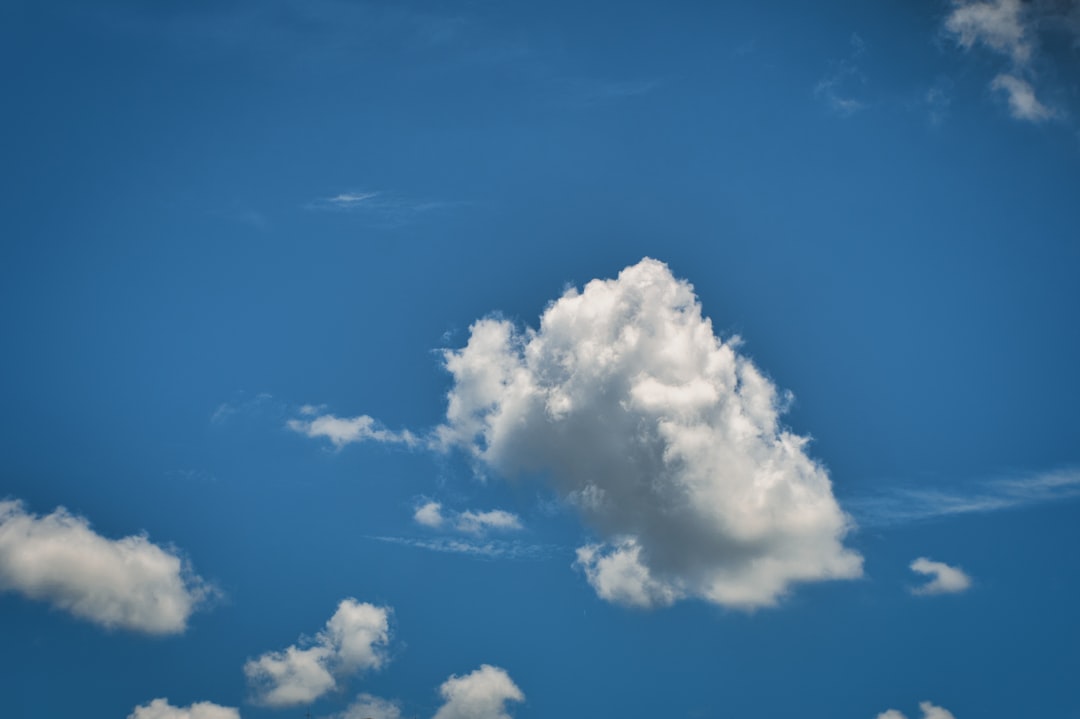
[991,73,1058,122]
[845,467,1080,527]
[815,33,868,117]
[941,0,1066,124]
[305,190,463,227]
[371,535,558,561]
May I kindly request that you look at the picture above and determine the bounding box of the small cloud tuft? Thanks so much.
[910,557,972,595]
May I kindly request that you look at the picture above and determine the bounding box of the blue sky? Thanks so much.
[2,1,1079,718]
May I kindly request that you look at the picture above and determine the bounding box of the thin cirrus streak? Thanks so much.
[370,535,562,561]
[843,467,1080,527]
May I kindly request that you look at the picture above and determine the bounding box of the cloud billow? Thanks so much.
[0,500,213,635]
[245,598,392,707]
[434,258,862,609]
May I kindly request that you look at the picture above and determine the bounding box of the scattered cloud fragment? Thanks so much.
[412,501,522,534]
[877,701,957,719]
[815,33,868,117]
[910,557,972,595]
[0,500,213,635]
[433,665,524,719]
[371,535,553,560]
[287,413,418,449]
[128,699,240,719]
[245,599,391,707]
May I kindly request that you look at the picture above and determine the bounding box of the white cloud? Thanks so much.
[336,693,402,719]
[945,0,1031,64]
[0,500,213,635]
[245,598,391,707]
[128,699,240,719]
[435,258,862,609]
[456,509,522,534]
[991,73,1057,121]
[877,701,957,719]
[413,501,523,535]
[910,557,972,595]
[414,501,446,528]
[433,665,524,719]
[287,413,418,449]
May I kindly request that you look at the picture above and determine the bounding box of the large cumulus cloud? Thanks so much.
[434,258,862,608]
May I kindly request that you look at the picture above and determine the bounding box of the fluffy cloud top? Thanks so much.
[245,598,391,707]
[128,698,239,719]
[434,258,862,608]
[433,665,524,719]
[877,701,957,719]
[910,557,972,595]
[413,501,523,534]
[0,500,212,635]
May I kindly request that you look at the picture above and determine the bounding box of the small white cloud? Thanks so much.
[335,693,402,719]
[876,701,957,719]
[245,599,391,707]
[128,698,240,719]
[456,509,522,534]
[433,665,524,719]
[910,557,972,595]
[0,500,213,635]
[991,73,1057,122]
[945,0,1030,65]
[413,501,522,535]
[414,501,446,528]
[287,413,417,449]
